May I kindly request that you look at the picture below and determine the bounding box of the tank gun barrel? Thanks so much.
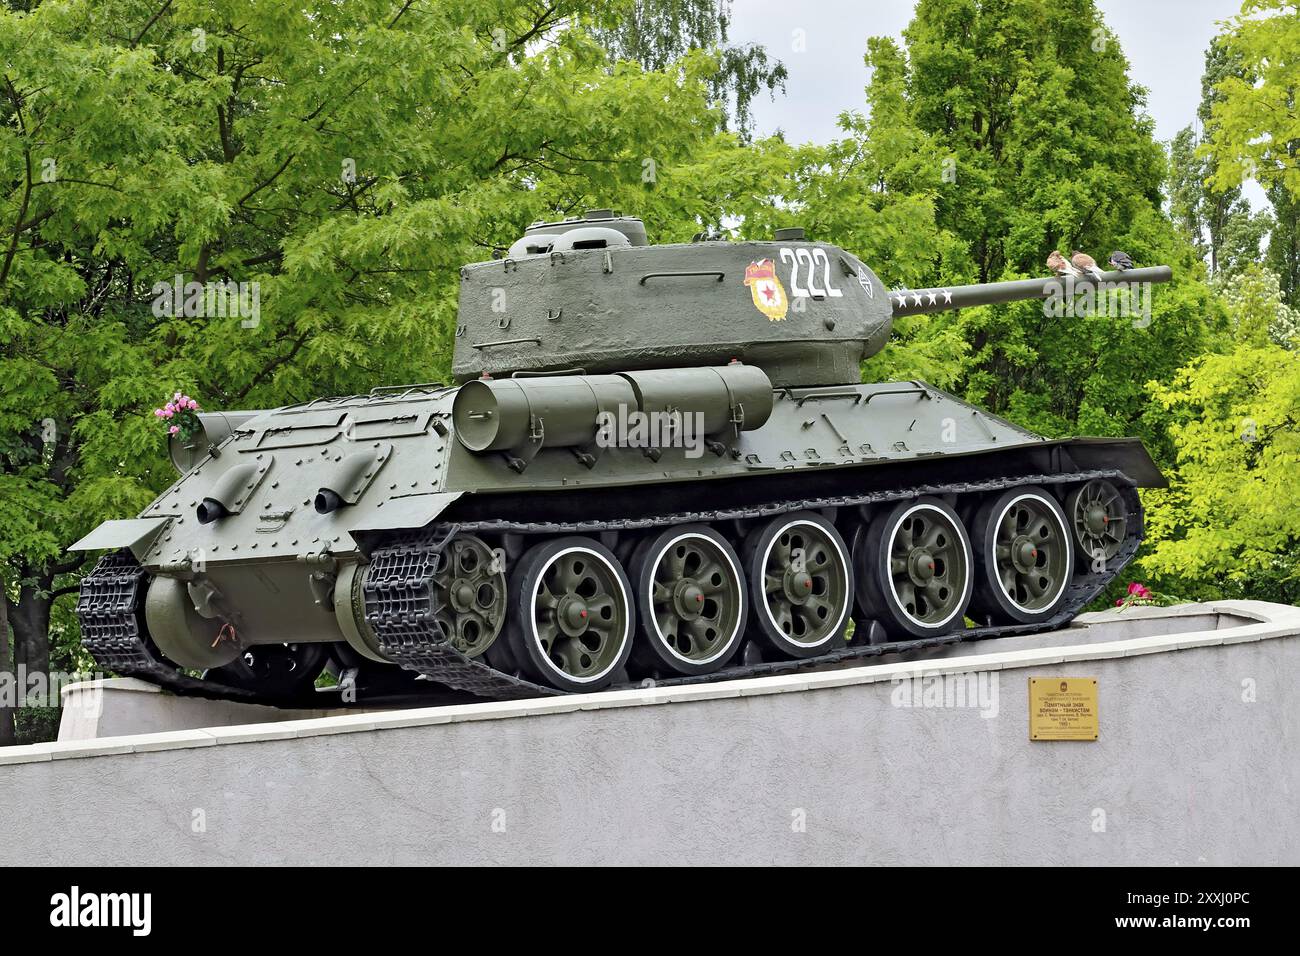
[889,265,1173,317]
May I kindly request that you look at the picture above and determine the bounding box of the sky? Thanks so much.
[726,0,1262,203]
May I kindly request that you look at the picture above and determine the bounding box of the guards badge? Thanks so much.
[743,258,789,321]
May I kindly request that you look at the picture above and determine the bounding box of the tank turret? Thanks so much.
[455,211,891,387]
[454,211,1171,388]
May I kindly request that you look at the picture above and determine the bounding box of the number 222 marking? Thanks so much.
[779,247,843,299]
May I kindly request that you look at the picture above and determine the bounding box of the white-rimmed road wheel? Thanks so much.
[630,524,747,676]
[743,511,853,659]
[504,536,635,692]
[971,487,1074,625]
[856,497,973,639]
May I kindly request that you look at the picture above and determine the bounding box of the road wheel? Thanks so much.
[743,511,852,659]
[631,524,747,676]
[971,487,1073,624]
[856,497,973,639]
[505,536,634,692]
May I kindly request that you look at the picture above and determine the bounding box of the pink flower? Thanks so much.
[1115,599,1124,606]
[162,408,173,418]
[169,425,180,435]
[153,409,164,417]
[1127,582,1146,596]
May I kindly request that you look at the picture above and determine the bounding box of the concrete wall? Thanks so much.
[58,678,359,741]
[2,601,1298,865]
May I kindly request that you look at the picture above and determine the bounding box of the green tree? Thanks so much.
[853,0,1214,461]
[1141,267,1300,603]
[1205,3,1300,303]
[1169,124,1271,280]
[1266,182,1300,304]
[1207,0,1300,196]
[1216,265,1300,346]
[1169,38,1271,280]
[0,0,741,740]
[589,0,788,136]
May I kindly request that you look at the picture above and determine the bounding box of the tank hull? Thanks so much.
[72,378,1162,704]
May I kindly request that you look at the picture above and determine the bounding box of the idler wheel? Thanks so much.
[1064,479,1127,571]
[971,487,1073,625]
[742,511,852,658]
[503,537,634,692]
[855,497,973,639]
[630,524,747,676]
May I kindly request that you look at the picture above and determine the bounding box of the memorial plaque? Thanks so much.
[1029,677,1098,741]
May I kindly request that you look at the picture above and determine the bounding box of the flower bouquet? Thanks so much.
[1114,581,1181,610]
[154,392,202,442]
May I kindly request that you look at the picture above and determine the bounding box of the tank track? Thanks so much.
[76,549,269,703]
[75,469,1140,705]
[362,469,1143,701]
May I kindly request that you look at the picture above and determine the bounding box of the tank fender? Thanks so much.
[67,517,170,561]
[342,491,464,535]
[1052,437,1168,489]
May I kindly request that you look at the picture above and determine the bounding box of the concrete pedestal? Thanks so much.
[58,678,359,741]
[3,600,1298,865]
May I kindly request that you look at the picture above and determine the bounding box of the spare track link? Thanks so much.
[361,469,1143,701]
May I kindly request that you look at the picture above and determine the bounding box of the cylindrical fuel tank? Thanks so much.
[451,364,774,454]
[167,410,261,473]
[453,374,636,452]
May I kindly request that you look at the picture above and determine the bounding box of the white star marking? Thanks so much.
[927,292,938,305]
[911,293,923,306]
[942,290,953,304]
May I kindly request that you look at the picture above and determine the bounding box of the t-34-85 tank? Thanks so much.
[73,210,1172,703]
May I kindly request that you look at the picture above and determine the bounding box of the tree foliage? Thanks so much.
[0,0,731,706]
[1142,278,1300,602]
[1,0,1298,747]
[842,0,1215,461]
[1169,38,1272,280]
[1206,0,1300,196]
[1138,0,1300,603]
[588,0,787,136]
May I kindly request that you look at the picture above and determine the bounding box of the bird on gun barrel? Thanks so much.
[1070,250,1107,281]
[1047,250,1081,278]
